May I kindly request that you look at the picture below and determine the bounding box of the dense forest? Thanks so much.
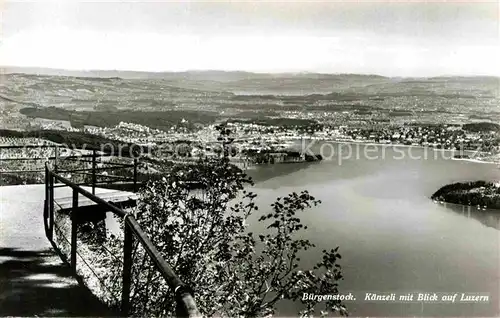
[19,107,219,131]
[431,181,500,209]
[19,106,325,131]
[462,122,500,132]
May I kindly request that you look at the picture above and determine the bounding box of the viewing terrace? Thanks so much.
[0,145,199,317]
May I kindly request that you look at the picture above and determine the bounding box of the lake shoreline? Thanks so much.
[451,158,497,164]
[289,138,499,164]
[431,180,500,210]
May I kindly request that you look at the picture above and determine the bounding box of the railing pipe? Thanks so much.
[48,169,126,218]
[121,221,133,316]
[0,169,45,173]
[92,150,97,195]
[124,216,199,314]
[133,159,138,192]
[0,154,98,161]
[54,146,59,173]
[0,145,58,149]
[56,165,135,173]
[71,189,78,270]
[44,165,49,235]
[70,172,131,182]
[48,171,54,241]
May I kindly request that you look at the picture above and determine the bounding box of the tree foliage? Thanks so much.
[104,153,347,317]
[89,126,347,317]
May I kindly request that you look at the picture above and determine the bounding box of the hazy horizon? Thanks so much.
[3,64,500,79]
[2,1,499,77]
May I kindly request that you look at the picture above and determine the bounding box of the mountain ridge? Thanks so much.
[3,66,499,81]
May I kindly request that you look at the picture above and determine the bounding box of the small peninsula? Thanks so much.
[431,181,500,209]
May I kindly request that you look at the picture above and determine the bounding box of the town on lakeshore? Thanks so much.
[2,72,500,172]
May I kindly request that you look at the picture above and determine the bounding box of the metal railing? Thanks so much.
[43,163,200,317]
[0,144,59,174]
[0,145,138,193]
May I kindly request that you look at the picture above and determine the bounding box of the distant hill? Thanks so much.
[2,67,499,120]
[463,122,500,132]
[2,66,387,81]
[4,66,499,96]
[1,66,391,94]
[1,72,234,110]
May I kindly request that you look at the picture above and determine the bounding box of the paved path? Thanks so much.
[0,184,119,317]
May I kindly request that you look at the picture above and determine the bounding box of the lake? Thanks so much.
[245,141,500,317]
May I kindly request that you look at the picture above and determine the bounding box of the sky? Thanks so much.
[1,0,499,76]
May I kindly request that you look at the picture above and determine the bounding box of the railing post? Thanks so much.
[45,165,49,200]
[133,159,138,192]
[121,220,133,316]
[54,146,59,173]
[44,165,49,236]
[175,286,200,318]
[71,189,78,271]
[48,172,54,241]
[92,150,96,195]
